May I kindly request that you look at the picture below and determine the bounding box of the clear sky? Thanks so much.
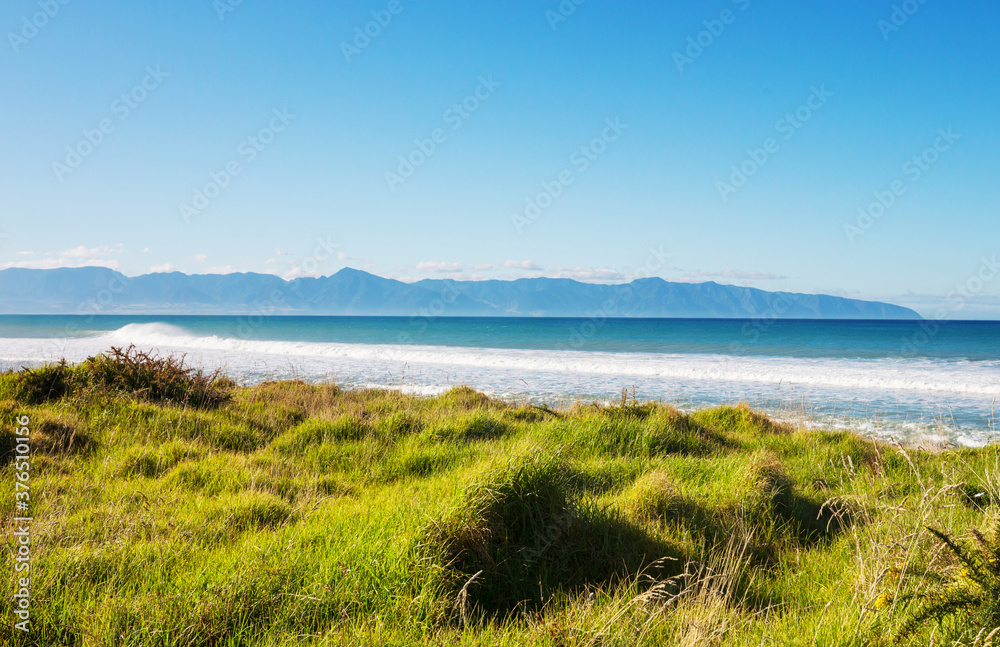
[2,1,999,318]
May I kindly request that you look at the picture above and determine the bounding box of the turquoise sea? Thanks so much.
[1,315,998,446]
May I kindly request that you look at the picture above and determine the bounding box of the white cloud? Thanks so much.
[549,266,625,282]
[15,251,34,257]
[394,271,492,283]
[142,247,152,253]
[63,244,124,259]
[283,267,312,280]
[194,253,208,262]
[150,263,175,273]
[504,260,543,270]
[416,261,464,273]
[677,269,788,282]
[205,265,235,274]
[473,263,494,271]
[61,246,94,259]
[275,247,293,256]
[264,258,280,266]
[1,244,124,271]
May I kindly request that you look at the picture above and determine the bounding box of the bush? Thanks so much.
[83,345,229,407]
[12,347,230,408]
[899,521,1000,637]
[14,360,79,404]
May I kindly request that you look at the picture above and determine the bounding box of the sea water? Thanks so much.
[1,315,997,447]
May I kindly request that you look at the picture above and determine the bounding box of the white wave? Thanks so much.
[104,322,191,339]
[2,323,998,446]
[2,324,999,398]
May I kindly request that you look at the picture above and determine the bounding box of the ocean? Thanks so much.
[1,315,998,447]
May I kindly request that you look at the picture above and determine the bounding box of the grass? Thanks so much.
[0,354,999,645]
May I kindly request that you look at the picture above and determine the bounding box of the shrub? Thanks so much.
[12,347,230,408]
[14,360,79,404]
[899,522,1000,637]
[83,345,229,408]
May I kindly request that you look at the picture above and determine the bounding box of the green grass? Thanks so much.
[1,357,999,646]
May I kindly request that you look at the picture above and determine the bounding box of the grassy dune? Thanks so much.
[1,349,999,646]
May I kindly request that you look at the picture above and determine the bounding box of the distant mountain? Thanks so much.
[0,267,922,319]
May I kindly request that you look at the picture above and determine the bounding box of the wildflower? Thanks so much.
[874,593,889,609]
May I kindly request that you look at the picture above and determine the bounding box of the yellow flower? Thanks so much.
[874,593,889,609]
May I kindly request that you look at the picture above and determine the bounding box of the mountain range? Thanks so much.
[0,267,922,319]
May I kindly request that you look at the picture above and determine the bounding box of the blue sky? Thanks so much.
[2,1,999,317]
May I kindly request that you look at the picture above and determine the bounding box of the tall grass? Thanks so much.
[0,356,998,646]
